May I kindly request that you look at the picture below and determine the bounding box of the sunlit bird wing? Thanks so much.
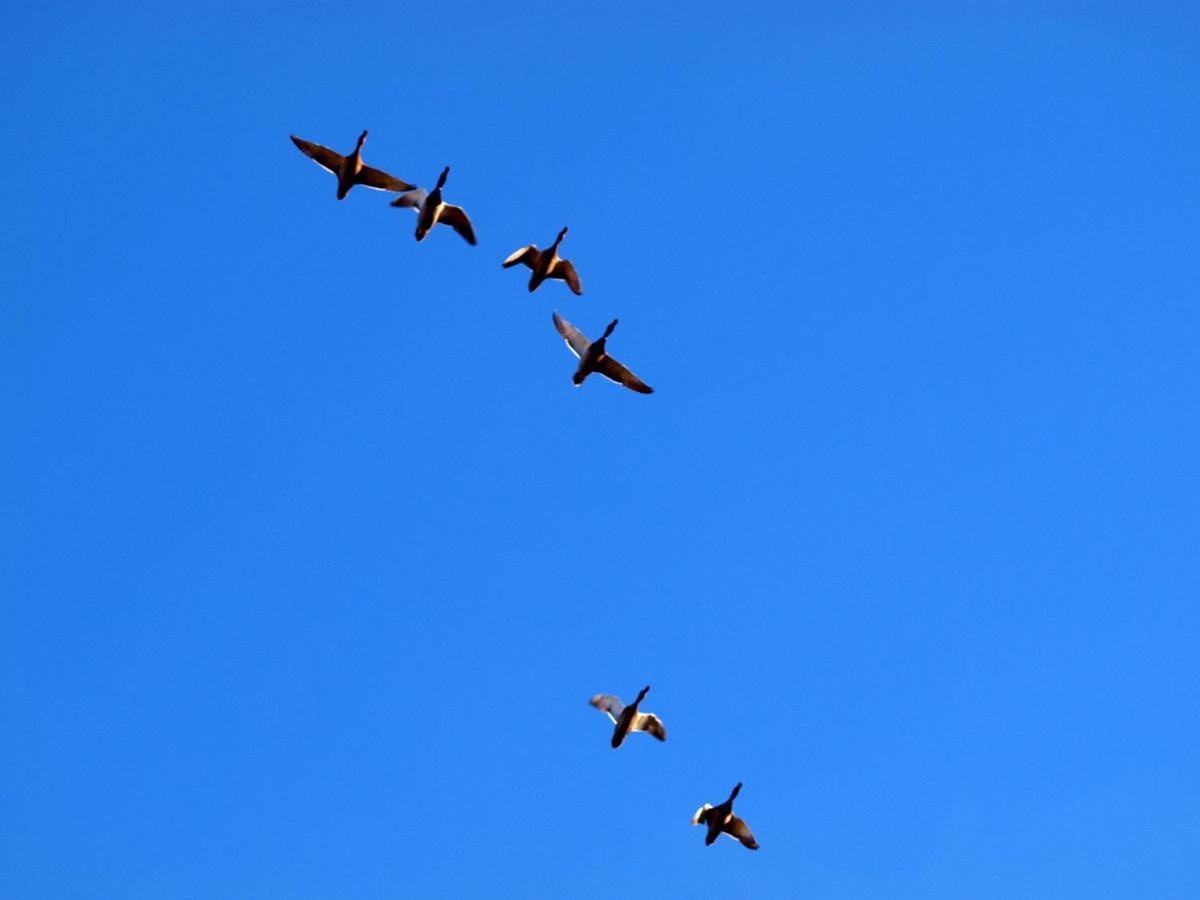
[551,258,583,295]
[589,693,624,724]
[390,189,427,210]
[503,245,539,269]
[632,712,666,741]
[356,164,416,192]
[438,204,477,244]
[290,135,344,174]
[725,815,759,850]
[553,312,590,359]
[596,355,653,394]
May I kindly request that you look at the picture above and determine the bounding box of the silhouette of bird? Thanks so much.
[589,686,666,747]
[390,166,476,244]
[289,130,415,200]
[503,227,582,295]
[692,783,759,850]
[552,312,653,393]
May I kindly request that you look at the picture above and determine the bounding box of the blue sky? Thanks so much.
[4,2,1199,896]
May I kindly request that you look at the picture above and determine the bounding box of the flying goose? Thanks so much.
[289,130,415,200]
[589,686,666,748]
[692,783,759,850]
[552,312,653,394]
[390,166,477,245]
[503,227,583,295]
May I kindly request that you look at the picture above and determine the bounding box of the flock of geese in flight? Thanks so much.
[590,687,759,850]
[289,130,655,395]
[290,130,755,850]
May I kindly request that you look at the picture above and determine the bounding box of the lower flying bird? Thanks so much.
[390,166,477,245]
[589,686,666,748]
[552,312,653,394]
[289,130,415,200]
[503,227,583,295]
[692,783,759,850]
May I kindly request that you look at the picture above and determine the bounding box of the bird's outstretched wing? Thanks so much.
[503,246,539,269]
[438,204,477,245]
[596,355,653,394]
[589,693,624,724]
[356,165,416,192]
[632,712,666,741]
[725,816,759,850]
[551,258,583,295]
[291,135,344,174]
[390,189,427,210]
[553,312,590,359]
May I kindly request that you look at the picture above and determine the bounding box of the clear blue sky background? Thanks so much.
[4,2,1198,896]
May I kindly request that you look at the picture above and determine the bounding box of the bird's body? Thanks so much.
[589,686,666,748]
[693,783,759,850]
[503,228,583,295]
[552,312,653,394]
[391,166,477,244]
[289,130,415,200]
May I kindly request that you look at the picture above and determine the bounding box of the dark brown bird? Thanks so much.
[692,783,759,850]
[289,130,415,200]
[503,227,583,295]
[589,686,666,748]
[552,312,653,394]
[390,166,476,245]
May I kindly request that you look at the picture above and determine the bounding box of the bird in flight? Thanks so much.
[552,312,653,394]
[503,227,583,295]
[390,166,477,245]
[289,130,415,200]
[692,783,759,850]
[589,686,666,748]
